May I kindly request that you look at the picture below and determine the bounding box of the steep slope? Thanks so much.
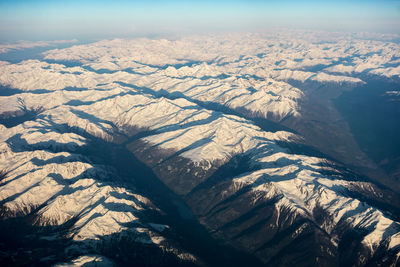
[0,121,200,266]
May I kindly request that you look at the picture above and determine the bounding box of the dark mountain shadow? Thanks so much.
[63,87,89,92]
[6,133,84,154]
[42,59,83,68]
[115,81,295,134]
[277,139,400,221]
[187,153,258,197]
[0,214,197,267]
[31,154,88,166]
[0,169,8,182]
[276,140,336,160]
[73,126,264,267]
[65,90,131,107]
[0,85,23,96]
[0,87,53,95]
[164,74,231,81]
[2,92,399,266]
[0,118,265,267]
[0,97,45,128]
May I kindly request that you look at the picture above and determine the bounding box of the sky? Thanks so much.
[0,0,399,42]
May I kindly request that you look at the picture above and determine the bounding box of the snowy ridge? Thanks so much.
[2,34,398,125]
[0,59,303,121]
[0,119,198,264]
[0,89,295,164]
[1,82,397,260]
[197,146,400,251]
[250,154,400,251]
[55,255,116,267]
[1,32,400,265]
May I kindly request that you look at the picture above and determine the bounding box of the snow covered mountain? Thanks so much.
[0,32,399,266]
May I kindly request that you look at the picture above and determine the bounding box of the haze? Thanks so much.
[0,0,399,42]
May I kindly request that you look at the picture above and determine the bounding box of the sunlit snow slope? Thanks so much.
[1,31,400,266]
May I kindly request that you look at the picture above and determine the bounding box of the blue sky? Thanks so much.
[0,0,399,41]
